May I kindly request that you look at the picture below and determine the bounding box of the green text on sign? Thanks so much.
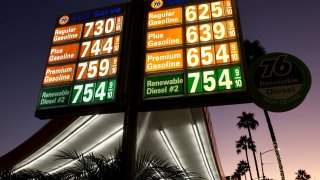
[71,80,116,104]
[187,66,243,94]
[145,74,184,98]
[39,86,71,108]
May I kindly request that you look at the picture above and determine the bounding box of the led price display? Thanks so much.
[143,0,246,100]
[36,5,127,118]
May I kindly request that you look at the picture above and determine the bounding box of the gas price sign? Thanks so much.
[36,4,127,119]
[143,0,247,107]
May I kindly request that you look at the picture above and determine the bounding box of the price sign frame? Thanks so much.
[35,4,130,119]
[140,0,251,111]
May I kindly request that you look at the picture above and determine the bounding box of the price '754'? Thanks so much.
[71,80,116,104]
[187,66,243,93]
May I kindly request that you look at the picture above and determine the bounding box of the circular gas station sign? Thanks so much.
[248,53,311,112]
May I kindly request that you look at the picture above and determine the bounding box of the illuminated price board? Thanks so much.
[143,0,248,108]
[36,4,128,119]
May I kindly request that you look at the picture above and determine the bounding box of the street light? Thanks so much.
[260,148,277,179]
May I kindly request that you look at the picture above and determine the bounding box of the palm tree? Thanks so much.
[236,160,249,180]
[231,171,241,180]
[243,39,266,68]
[295,169,311,180]
[237,112,260,179]
[53,148,203,180]
[0,167,53,180]
[235,135,253,180]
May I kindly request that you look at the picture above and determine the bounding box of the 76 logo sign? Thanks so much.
[259,54,292,78]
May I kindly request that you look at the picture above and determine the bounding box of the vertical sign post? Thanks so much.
[142,0,248,110]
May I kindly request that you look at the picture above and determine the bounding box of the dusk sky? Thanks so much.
[0,0,319,180]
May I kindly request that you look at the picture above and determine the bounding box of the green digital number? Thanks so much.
[187,72,202,94]
[107,79,116,100]
[83,83,95,103]
[233,67,243,89]
[218,68,233,90]
[71,84,84,104]
[203,70,217,92]
[95,81,108,101]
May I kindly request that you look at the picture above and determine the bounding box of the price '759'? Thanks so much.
[76,57,118,80]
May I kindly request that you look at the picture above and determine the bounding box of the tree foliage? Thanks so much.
[295,169,311,180]
[0,148,203,180]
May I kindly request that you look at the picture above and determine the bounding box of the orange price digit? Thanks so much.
[211,1,224,18]
[80,41,91,58]
[185,5,198,22]
[227,20,236,38]
[83,22,94,38]
[186,25,199,44]
[215,43,230,64]
[87,60,99,79]
[76,62,88,80]
[224,0,233,16]
[115,16,123,32]
[111,57,118,75]
[94,19,105,36]
[99,59,111,77]
[229,42,239,62]
[90,39,102,56]
[200,45,215,66]
[213,21,227,40]
[199,23,213,42]
[113,35,121,53]
[187,47,200,67]
[102,37,114,54]
[105,17,116,34]
[198,3,211,20]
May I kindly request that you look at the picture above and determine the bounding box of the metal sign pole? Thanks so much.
[263,110,285,180]
[121,0,145,179]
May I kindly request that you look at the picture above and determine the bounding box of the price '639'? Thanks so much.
[186,20,236,43]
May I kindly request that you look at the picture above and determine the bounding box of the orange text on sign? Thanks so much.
[147,27,182,49]
[48,43,79,63]
[53,24,82,43]
[148,7,182,28]
[145,49,183,72]
[43,64,75,85]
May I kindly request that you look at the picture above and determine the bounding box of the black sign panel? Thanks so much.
[35,4,129,119]
[140,0,250,111]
